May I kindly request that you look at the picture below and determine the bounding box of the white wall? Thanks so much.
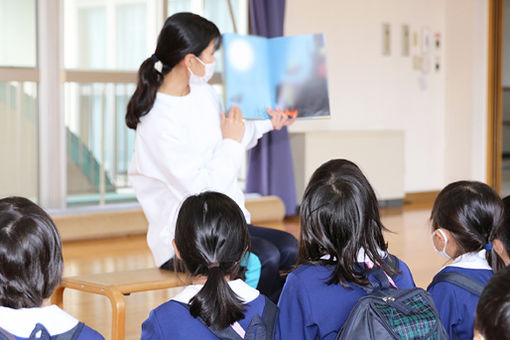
[285,0,488,193]
[444,0,488,183]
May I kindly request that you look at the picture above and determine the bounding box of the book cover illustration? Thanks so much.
[222,33,330,120]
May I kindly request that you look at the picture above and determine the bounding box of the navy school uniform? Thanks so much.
[427,251,493,340]
[0,305,104,340]
[277,253,415,340]
[141,279,278,339]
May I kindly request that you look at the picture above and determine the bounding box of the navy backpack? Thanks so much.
[337,255,448,340]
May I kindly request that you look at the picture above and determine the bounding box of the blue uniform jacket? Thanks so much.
[428,266,492,340]
[141,292,278,339]
[277,257,415,340]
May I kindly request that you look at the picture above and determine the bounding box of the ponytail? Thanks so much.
[175,192,250,330]
[189,264,245,329]
[125,57,165,129]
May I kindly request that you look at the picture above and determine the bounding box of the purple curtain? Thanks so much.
[246,0,297,215]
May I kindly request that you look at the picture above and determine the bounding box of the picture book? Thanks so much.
[222,33,330,120]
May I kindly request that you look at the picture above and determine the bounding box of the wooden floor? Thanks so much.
[60,203,445,340]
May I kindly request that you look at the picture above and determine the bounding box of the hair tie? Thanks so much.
[208,263,220,269]
[151,54,163,73]
[484,242,494,251]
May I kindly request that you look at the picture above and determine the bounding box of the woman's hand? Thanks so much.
[221,106,245,142]
[267,108,297,130]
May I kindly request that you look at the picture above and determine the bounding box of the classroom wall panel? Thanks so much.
[285,0,488,193]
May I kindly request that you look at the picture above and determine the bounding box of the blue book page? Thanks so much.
[223,33,272,119]
[268,34,330,119]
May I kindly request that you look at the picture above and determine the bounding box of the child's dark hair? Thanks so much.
[175,191,250,329]
[430,181,504,271]
[494,195,510,256]
[298,159,399,286]
[475,265,510,340]
[0,197,63,308]
[126,12,221,130]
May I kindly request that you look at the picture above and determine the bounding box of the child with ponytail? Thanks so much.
[427,181,504,340]
[141,191,278,340]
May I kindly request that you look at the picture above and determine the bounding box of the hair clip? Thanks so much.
[484,242,493,251]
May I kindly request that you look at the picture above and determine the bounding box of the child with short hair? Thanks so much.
[141,191,278,339]
[0,197,103,339]
[474,265,510,340]
[277,159,415,339]
[427,181,503,340]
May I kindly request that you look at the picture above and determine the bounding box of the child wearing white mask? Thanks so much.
[427,181,504,340]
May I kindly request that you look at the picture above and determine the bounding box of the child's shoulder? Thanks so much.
[77,325,105,340]
[435,266,493,282]
[287,264,335,285]
[388,256,416,288]
[150,299,190,321]
[428,266,493,297]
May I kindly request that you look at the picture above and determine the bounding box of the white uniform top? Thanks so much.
[128,83,273,266]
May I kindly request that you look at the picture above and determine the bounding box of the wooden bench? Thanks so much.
[51,268,190,340]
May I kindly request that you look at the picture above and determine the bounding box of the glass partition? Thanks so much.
[0,82,38,200]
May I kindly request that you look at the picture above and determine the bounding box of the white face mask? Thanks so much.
[188,56,215,85]
[431,228,451,259]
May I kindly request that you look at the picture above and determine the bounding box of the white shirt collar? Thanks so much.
[0,305,79,338]
[445,249,492,270]
[172,279,260,304]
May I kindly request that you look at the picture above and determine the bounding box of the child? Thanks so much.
[474,265,510,340]
[0,197,103,339]
[277,159,415,340]
[427,181,503,340]
[141,191,278,339]
[491,195,510,265]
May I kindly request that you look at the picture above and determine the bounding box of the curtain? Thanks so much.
[246,0,297,215]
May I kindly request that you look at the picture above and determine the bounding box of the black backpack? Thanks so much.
[180,295,278,340]
[0,322,84,340]
[337,255,448,340]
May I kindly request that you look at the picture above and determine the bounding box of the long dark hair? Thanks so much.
[298,159,399,287]
[0,197,63,308]
[126,12,221,129]
[175,191,250,329]
[494,195,510,257]
[431,180,504,271]
[475,265,510,340]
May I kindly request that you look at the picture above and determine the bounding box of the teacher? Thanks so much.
[125,12,298,300]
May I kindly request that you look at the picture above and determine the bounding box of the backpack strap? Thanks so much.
[54,323,85,340]
[259,296,278,340]
[358,253,400,294]
[29,323,51,340]
[427,271,485,296]
[0,327,15,340]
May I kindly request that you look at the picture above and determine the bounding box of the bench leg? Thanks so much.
[105,288,126,340]
[51,285,65,308]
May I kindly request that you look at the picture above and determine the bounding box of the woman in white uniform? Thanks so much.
[125,12,298,300]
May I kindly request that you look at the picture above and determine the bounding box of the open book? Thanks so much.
[222,33,330,120]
